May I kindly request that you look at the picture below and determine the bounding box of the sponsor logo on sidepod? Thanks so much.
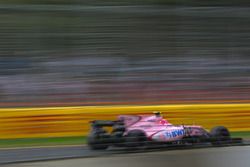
[164,129,185,138]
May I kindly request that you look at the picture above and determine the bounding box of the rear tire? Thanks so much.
[87,129,110,150]
[126,130,147,147]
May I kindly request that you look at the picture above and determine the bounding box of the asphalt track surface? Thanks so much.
[3,145,250,167]
[0,141,249,166]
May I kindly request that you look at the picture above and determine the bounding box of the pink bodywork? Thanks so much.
[119,115,206,142]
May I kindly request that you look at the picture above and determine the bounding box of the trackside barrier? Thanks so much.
[0,104,249,139]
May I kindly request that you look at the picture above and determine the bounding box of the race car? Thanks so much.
[87,112,241,150]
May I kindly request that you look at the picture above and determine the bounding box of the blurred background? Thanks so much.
[0,1,250,148]
[1,0,250,107]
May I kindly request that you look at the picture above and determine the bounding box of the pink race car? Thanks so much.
[87,112,241,150]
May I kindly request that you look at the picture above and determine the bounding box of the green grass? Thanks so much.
[0,136,87,148]
[0,132,249,148]
[231,131,250,138]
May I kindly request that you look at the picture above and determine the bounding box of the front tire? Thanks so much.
[210,126,231,145]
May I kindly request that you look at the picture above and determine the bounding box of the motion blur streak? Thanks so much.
[7,146,250,167]
[0,104,249,139]
[1,6,250,107]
